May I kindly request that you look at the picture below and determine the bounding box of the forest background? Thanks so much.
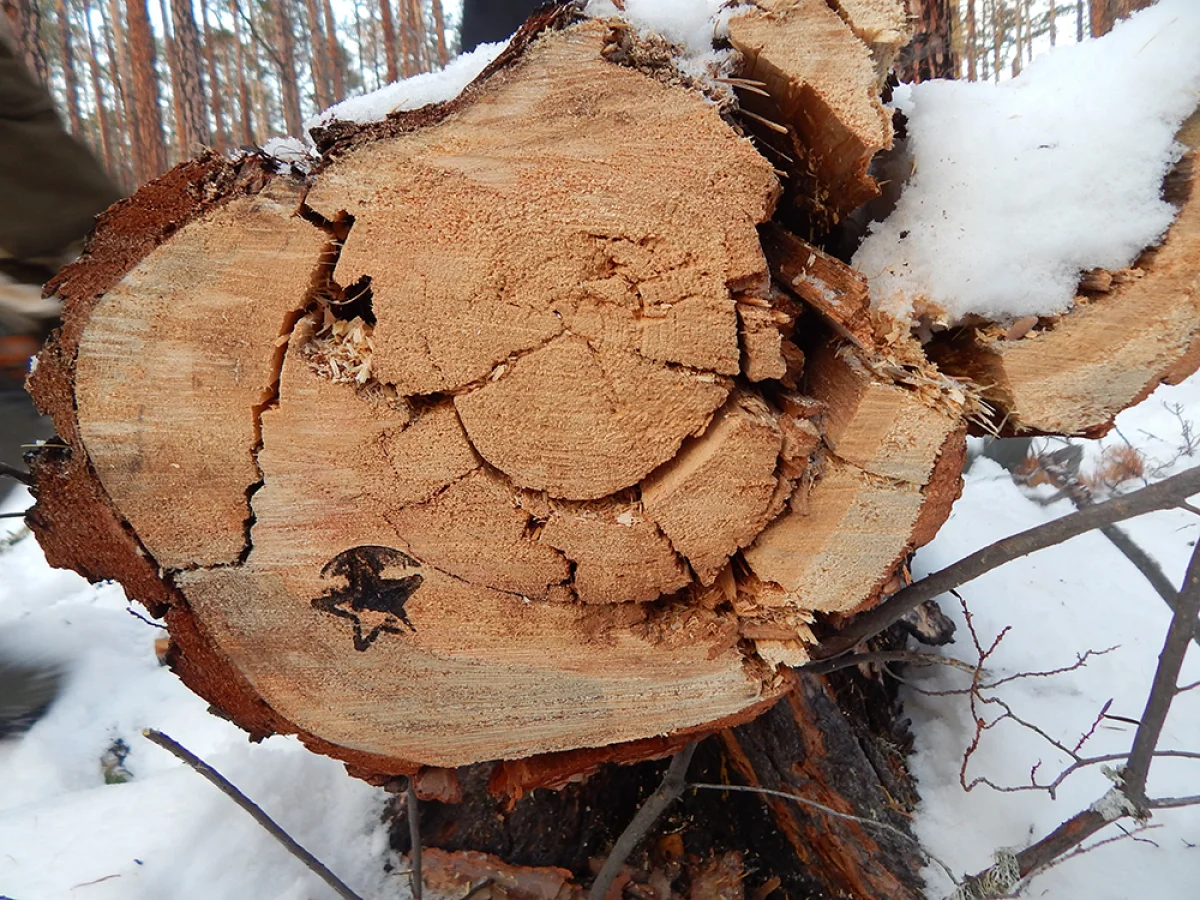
[0,0,1136,193]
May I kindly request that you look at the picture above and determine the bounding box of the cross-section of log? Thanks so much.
[929,110,1200,437]
[29,7,968,775]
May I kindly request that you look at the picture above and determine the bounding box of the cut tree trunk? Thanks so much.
[23,2,1200,897]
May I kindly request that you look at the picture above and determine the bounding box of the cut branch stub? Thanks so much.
[31,6,968,774]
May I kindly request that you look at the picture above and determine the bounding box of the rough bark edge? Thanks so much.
[309,2,580,158]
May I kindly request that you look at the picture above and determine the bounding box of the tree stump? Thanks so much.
[23,2,1200,896]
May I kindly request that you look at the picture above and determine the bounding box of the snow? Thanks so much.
[305,40,506,132]
[0,498,405,900]
[853,0,1200,325]
[4,379,1196,897]
[309,1,742,135]
[907,374,1200,898]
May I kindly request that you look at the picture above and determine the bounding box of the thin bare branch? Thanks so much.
[1146,794,1200,809]
[0,462,32,485]
[407,780,422,900]
[802,649,978,676]
[1123,538,1200,808]
[588,743,698,900]
[814,466,1200,660]
[143,729,366,900]
[691,782,958,886]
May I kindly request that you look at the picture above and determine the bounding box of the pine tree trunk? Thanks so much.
[897,0,959,82]
[81,0,117,179]
[125,0,167,182]
[320,0,344,99]
[199,0,226,151]
[378,0,399,82]
[431,0,447,66]
[303,0,333,111]
[271,0,302,137]
[228,0,253,144]
[169,0,211,150]
[2,0,50,86]
[53,0,84,137]
[98,0,135,189]
[1088,0,1154,37]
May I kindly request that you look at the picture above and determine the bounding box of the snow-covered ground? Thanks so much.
[2,376,1196,898]
[0,511,403,899]
[909,374,1200,897]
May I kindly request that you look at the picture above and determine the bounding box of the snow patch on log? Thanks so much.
[854,0,1200,326]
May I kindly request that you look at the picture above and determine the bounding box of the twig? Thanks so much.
[1052,474,1199,648]
[461,880,494,900]
[814,466,1200,660]
[0,510,28,518]
[407,781,423,900]
[802,649,978,676]
[588,742,698,900]
[142,729,366,900]
[1121,537,1200,808]
[691,782,958,886]
[1146,793,1200,809]
[957,538,1200,894]
[0,462,32,485]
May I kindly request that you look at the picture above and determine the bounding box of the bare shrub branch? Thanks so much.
[143,729,367,900]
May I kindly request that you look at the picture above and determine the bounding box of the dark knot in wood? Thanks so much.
[312,545,423,651]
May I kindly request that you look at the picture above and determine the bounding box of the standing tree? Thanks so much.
[169,0,212,150]
[53,0,83,137]
[125,0,167,182]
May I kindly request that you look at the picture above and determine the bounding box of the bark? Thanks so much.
[125,0,167,182]
[1089,0,1154,37]
[2,0,49,86]
[392,668,924,899]
[169,0,211,149]
[54,0,84,137]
